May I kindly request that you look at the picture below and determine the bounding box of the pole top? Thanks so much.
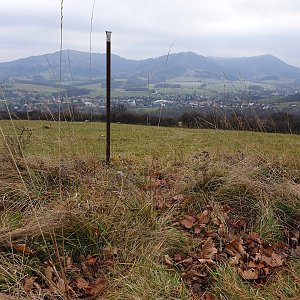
[106,31,112,42]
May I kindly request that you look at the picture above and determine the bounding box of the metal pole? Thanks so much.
[106,31,112,165]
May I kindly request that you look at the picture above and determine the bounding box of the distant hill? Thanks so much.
[0,50,139,83]
[1,50,300,84]
[210,54,300,80]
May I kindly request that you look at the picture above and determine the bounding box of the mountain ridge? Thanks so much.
[1,50,300,83]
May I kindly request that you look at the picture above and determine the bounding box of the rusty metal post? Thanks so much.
[106,31,112,165]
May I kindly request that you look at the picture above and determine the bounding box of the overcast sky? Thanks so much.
[1,0,300,66]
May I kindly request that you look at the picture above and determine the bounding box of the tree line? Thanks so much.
[0,109,299,134]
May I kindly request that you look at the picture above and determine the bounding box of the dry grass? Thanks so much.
[0,121,299,299]
[211,260,300,300]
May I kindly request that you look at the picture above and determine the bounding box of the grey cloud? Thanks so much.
[0,0,300,67]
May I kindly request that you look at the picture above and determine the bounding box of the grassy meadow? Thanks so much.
[0,119,300,299]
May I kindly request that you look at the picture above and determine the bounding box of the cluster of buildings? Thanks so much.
[2,84,300,114]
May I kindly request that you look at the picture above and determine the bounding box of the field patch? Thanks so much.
[0,121,299,299]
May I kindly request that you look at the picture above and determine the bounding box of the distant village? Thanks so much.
[2,82,300,115]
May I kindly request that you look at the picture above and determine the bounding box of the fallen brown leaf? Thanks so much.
[23,277,37,293]
[76,277,89,290]
[198,258,216,265]
[181,257,194,265]
[81,262,93,277]
[228,256,240,266]
[222,204,231,220]
[274,242,289,253]
[269,252,284,267]
[248,260,265,269]
[191,283,203,293]
[12,243,33,255]
[199,237,218,260]
[174,253,184,262]
[205,293,216,300]
[194,227,202,234]
[84,277,106,296]
[238,267,259,280]
[189,269,207,278]
[172,194,185,201]
[212,217,222,226]
[197,210,210,224]
[261,245,274,257]
[230,218,246,229]
[224,238,246,259]
[263,267,271,275]
[56,278,67,293]
[247,233,261,244]
[85,254,98,266]
[217,223,225,237]
[45,266,54,282]
[180,216,196,229]
[289,230,300,241]
[256,253,283,268]
[155,178,168,188]
[103,246,118,257]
